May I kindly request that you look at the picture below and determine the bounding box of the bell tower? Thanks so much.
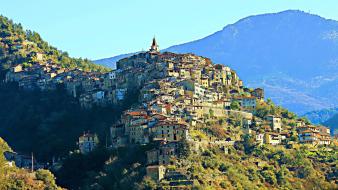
[149,37,159,53]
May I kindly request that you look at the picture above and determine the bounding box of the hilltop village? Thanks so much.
[3,38,335,187]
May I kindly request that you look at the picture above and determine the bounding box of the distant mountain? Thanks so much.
[303,107,338,124]
[324,113,338,134]
[94,52,136,69]
[95,10,338,114]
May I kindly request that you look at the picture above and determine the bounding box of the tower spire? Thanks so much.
[149,36,159,53]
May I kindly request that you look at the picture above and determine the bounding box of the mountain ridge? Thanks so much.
[94,10,338,114]
[324,113,338,133]
[303,107,338,124]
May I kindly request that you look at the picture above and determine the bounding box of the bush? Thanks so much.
[136,176,157,190]
[177,140,190,158]
[260,169,277,185]
[230,101,240,110]
[35,169,59,190]
[202,158,219,169]
[218,163,229,172]
[219,181,228,189]
[202,150,212,157]
[209,125,227,139]
[242,134,256,154]
[276,166,289,186]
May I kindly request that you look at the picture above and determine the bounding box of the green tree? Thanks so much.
[242,134,256,154]
[230,101,240,110]
[35,169,59,190]
[261,169,277,185]
[209,109,214,117]
[276,166,289,186]
[255,102,270,118]
[177,140,190,158]
[136,177,157,190]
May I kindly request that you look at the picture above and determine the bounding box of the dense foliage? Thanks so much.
[0,138,62,190]
[180,131,338,190]
[0,79,138,162]
[255,99,297,120]
[0,76,141,189]
[55,145,154,190]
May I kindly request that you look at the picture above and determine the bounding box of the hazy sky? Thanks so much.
[1,0,338,60]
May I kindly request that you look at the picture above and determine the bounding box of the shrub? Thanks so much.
[260,169,277,185]
[202,158,219,169]
[202,150,213,157]
[137,176,157,190]
[35,169,59,190]
[218,163,229,173]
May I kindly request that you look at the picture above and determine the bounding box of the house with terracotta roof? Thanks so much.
[298,129,319,145]
[297,125,331,145]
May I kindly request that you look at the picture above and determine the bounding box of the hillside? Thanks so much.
[87,46,336,189]
[96,10,338,114]
[0,15,109,76]
[0,138,62,190]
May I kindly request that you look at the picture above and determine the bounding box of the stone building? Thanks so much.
[146,165,166,182]
[266,115,282,132]
[78,132,99,154]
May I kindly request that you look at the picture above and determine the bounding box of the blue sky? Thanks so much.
[1,0,338,60]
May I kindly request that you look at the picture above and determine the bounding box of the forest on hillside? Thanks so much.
[0,76,139,161]
[0,138,62,189]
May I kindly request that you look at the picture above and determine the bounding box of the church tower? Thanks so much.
[149,37,159,53]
